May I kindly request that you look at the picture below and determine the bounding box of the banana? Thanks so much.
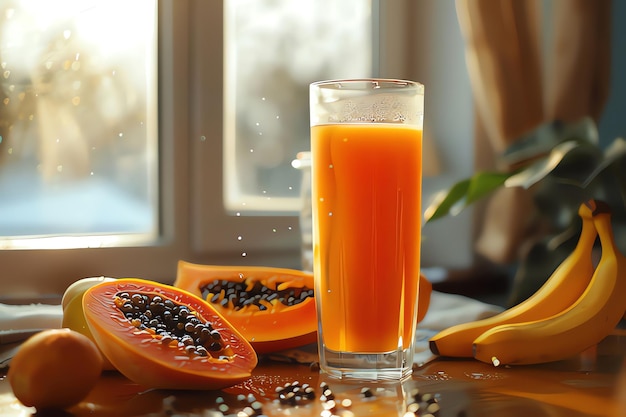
[428,200,598,357]
[473,200,626,365]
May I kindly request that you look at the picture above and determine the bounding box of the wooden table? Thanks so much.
[2,331,626,417]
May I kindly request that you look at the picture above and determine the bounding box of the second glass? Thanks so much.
[310,79,425,381]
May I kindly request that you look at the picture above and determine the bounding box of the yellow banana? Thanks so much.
[429,200,598,357]
[473,200,626,365]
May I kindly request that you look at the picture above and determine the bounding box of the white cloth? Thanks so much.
[0,291,504,367]
[414,291,504,364]
[0,303,63,368]
[0,303,63,332]
[420,291,504,331]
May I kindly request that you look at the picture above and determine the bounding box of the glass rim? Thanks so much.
[310,78,424,92]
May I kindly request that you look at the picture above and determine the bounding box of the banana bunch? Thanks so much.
[429,199,626,365]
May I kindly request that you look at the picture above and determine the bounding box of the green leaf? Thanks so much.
[505,140,579,189]
[502,117,598,167]
[465,171,512,205]
[424,171,512,222]
[582,137,626,188]
[424,179,470,222]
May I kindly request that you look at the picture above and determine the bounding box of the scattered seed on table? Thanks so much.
[361,387,374,398]
[407,402,420,413]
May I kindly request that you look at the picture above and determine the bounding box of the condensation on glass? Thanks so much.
[223,0,373,213]
[0,1,158,248]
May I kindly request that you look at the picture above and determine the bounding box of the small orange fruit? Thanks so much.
[8,328,103,410]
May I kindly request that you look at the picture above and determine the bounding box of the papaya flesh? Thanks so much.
[83,278,258,390]
[175,262,317,353]
[174,261,433,353]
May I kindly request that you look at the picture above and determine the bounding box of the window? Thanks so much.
[0,0,477,298]
[0,0,158,247]
[223,0,373,213]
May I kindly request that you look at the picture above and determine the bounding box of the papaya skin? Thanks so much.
[83,278,258,390]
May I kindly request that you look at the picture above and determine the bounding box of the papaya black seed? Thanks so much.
[200,278,314,311]
[120,303,134,314]
[131,293,144,305]
[113,292,225,357]
[361,387,373,398]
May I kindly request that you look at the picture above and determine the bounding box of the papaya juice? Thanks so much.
[311,123,422,353]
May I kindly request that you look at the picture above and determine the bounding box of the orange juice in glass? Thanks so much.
[310,79,424,381]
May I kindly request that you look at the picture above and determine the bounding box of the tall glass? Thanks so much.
[310,79,424,381]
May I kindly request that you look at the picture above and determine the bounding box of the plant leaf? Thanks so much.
[502,117,599,167]
[424,172,512,222]
[465,171,512,205]
[505,140,579,189]
[582,137,626,188]
[424,179,470,222]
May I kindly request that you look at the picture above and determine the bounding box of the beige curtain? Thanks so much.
[456,0,611,264]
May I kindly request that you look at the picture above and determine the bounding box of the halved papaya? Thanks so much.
[174,261,433,354]
[82,278,257,390]
[174,262,317,354]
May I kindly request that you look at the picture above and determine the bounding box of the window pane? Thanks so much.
[224,0,373,213]
[0,0,158,247]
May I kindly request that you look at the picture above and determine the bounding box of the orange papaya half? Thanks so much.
[174,261,433,353]
[174,261,317,354]
[82,278,257,390]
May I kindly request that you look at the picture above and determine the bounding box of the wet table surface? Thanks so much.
[2,331,626,417]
